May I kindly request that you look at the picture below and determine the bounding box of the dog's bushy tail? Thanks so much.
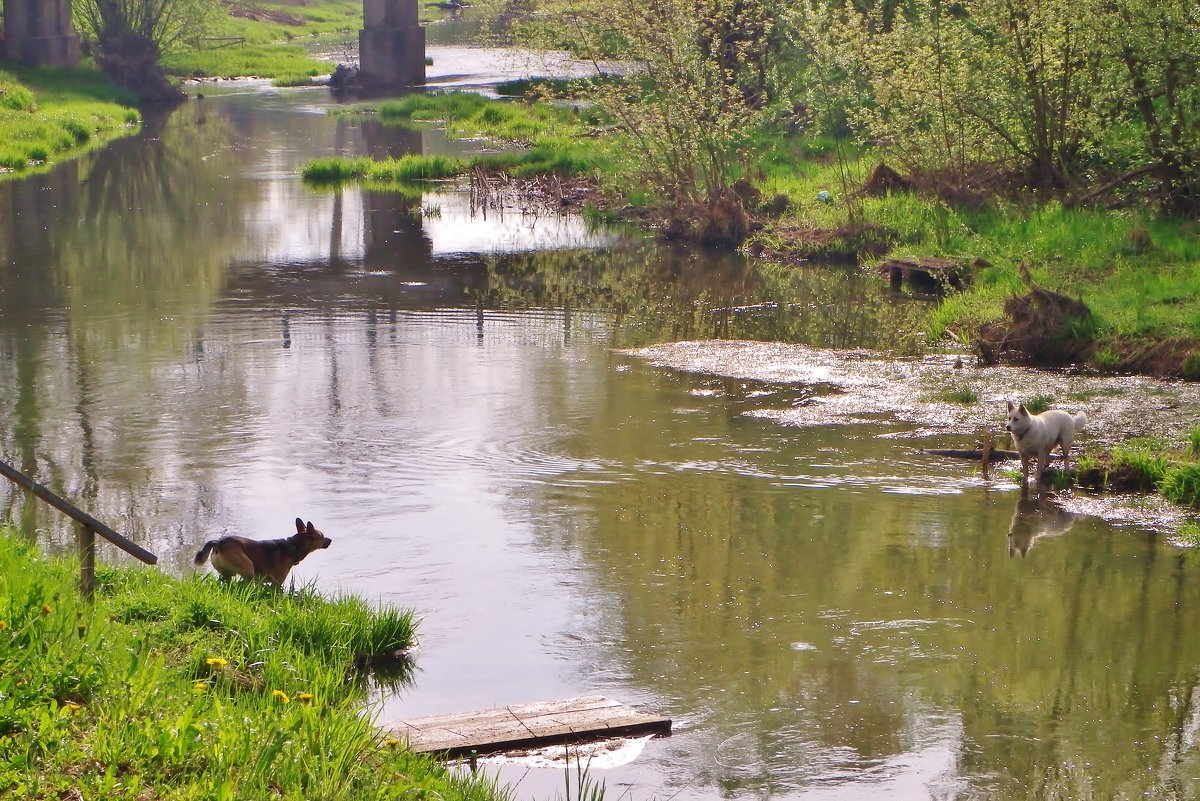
[194,541,216,566]
[1073,411,1087,430]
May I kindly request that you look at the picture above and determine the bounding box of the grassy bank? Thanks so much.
[0,529,507,800]
[159,0,360,79]
[1075,428,1200,507]
[0,66,139,175]
[319,83,1200,375]
[160,0,456,80]
[747,138,1200,372]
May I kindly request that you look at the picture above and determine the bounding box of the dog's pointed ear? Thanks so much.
[306,521,316,534]
[1007,400,1015,412]
[295,517,305,534]
[1018,403,1029,414]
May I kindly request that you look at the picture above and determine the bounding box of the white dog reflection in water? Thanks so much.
[1008,490,1078,557]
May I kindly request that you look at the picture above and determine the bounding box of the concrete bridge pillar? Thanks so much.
[360,0,426,87]
[2,0,81,67]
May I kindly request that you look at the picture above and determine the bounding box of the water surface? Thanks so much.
[2,70,1200,801]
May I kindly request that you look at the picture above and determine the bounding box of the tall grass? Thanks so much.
[1110,438,1172,491]
[0,528,507,801]
[1160,464,1200,507]
[304,153,467,185]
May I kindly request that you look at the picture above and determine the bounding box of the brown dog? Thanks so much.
[194,518,332,586]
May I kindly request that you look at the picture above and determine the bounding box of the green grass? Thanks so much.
[158,0,357,79]
[159,0,454,80]
[493,74,624,99]
[0,67,139,176]
[741,127,1200,345]
[162,44,327,81]
[304,153,468,185]
[1110,438,1173,491]
[375,91,609,141]
[1022,395,1055,415]
[1179,520,1200,547]
[926,385,980,405]
[0,528,509,801]
[1160,464,1200,507]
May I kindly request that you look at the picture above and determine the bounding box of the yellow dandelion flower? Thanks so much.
[270,689,291,704]
[0,620,7,630]
[383,738,401,748]
[40,603,53,615]
[205,657,228,668]
[63,702,82,713]
[193,682,209,693]
[297,692,314,703]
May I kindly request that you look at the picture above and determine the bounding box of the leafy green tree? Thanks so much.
[557,0,785,243]
[72,0,220,100]
[1095,0,1200,216]
[831,0,1107,196]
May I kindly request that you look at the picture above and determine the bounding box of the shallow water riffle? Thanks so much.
[624,339,1200,532]
[625,340,1200,443]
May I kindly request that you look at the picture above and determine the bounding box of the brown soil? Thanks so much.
[972,287,1200,380]
[862,162,910,196]
[975,288,1094,367]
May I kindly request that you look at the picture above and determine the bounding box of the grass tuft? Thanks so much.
[1160,464,1200,507]
[1110,438,1172,491]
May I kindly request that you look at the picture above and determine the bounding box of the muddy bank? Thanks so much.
[975,287,1200,380]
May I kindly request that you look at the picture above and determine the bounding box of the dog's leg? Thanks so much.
[265,567,291,588]
[211,547,257,582]
[1036,452,1051,485]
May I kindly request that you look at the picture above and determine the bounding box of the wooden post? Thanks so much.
[981,428,992,481]
[78,523,96,598]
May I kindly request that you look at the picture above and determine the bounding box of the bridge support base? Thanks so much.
[2,0,81,67]
[360,0,426,87]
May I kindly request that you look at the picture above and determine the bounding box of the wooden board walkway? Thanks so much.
[387,696,672,757]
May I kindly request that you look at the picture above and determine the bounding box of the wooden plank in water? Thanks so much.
[389,695,672,756]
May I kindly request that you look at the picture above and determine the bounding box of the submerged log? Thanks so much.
[918,448,1062,462]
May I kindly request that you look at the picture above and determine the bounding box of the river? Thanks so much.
[3,42,1200,801]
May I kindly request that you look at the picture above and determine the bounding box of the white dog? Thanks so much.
[1004,401,1087,485]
